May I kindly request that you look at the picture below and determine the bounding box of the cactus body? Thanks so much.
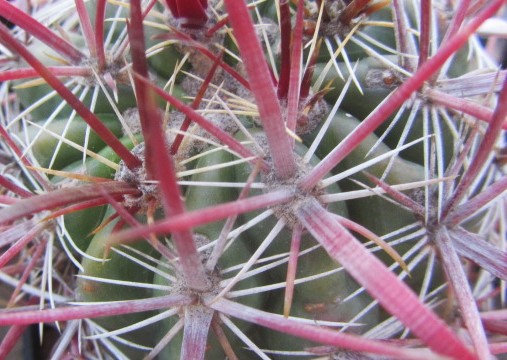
[0,1,505,359]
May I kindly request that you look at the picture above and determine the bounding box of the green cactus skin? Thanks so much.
[316,55,464,167]
[303,109,424,235]
[24,114,122,170]
[63,205,108,252]
[56,134,140,251]
[302,109,448,319]
[77,208,160,357]
[231,131,378,356]
[153,147,268,359]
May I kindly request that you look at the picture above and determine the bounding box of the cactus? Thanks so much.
[0,0,506,359]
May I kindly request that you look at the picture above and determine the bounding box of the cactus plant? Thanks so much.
[0,0,506,359]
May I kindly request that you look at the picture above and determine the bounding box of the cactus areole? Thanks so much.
[164,0,209,28]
